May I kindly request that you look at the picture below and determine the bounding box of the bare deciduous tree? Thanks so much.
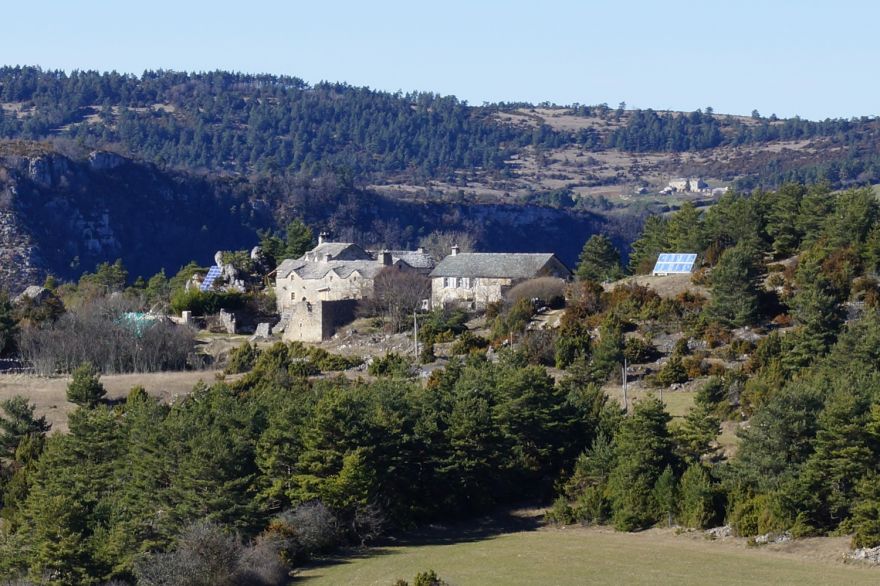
[363,268,430,332]
[418,230,476,260]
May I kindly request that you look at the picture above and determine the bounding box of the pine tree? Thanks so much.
[0,290,16,356]
[66,363,106,408]
[0,396,50,460]
[576,235,622,283]
[608,397,675,530]
[765,183,805,257]
[705,242,762,326]
[678,463,716,529]
[652,465,677,527]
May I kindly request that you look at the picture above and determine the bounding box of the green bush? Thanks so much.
[225,342,261,374]
[657,356,688,386]
[419,309,468,345]
[170,288,246,315]
[623,336,657,363]
[450,331,489,355]
[368,353,412,378]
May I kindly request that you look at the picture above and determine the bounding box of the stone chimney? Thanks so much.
[380,250,393,266]
[450,245,459,256]
[318,231,330,245]
[323,253,332,263]
[417,247,425,254]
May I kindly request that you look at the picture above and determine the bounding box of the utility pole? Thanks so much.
[622,356,629,415]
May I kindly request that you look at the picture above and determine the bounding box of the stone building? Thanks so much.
[274,237,434,342]
[429,247,571,309]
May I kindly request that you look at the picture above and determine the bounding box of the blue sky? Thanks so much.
[2,0,877,120]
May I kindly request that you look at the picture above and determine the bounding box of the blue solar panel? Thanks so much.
[652,253,697,275]
[200,266,222,291]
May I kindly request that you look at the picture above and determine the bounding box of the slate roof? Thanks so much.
[277,241,435,280]
[429,253,570,279]
[301,242,372,263]
[387,250,435,270]
[276,258,387,280]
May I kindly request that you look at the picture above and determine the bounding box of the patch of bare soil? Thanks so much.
[604,273,708,299]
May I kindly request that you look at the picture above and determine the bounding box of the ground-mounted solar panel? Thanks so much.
[652,253,697,275]
[200,266,223,291]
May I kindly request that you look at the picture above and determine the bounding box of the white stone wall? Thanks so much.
[431,276,511,309]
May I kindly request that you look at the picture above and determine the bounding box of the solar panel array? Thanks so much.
[200,266,222,291]
[652,253,697,274]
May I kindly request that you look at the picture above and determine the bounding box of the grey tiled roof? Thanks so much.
[429,253,570,279]
[302,242,372,262]
[387,250,435,270]
[279,259,386,280]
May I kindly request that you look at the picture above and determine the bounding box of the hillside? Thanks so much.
[0,142,617,293]
[2,67,879,291]
[2,67,879,202]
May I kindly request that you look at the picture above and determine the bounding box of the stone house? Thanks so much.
[274,238,434,341]
[429,247,572,309]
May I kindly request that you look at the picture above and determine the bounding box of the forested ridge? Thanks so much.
[1,66,879,188]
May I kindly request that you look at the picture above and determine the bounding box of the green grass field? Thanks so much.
[295,525,878,585]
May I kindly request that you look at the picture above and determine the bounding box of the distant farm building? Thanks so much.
[661,177,708,194]
[652,253,698,276]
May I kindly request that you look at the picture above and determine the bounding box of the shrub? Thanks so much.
[419,308,468,344]
[450,331,489,355]
[520,329,557,366]
[225,343,261,374]
[682,355,707,379]
[657,356,688,386]
[170,288,246,315]
[419,342,436,363]
[368,353,412,378]
[135,520,288,586]
[276,501,341,560]
[623,336,657,363]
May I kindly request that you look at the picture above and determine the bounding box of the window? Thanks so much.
[444,277,458,288]
[461,277,471,289]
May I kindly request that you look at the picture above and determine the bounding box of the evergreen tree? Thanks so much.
[678,463,715,529]
[608,398,674,531]
[66,363,106,408]
[0,396,50,460]
[628,215,668,274]
[796,184,833,247]
[765,183,805,257]
[673,401,720,464]
[798,393,879,532]
[576,235,622,283]
[665,202,704,253]
[284,219,314,259]
[652,465,677,527]
[705,242,762,326]
[0,291,16,356]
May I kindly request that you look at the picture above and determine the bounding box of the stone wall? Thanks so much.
[431,277,511,309]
